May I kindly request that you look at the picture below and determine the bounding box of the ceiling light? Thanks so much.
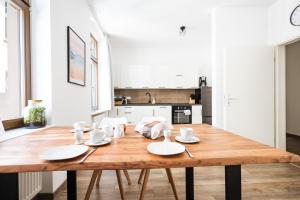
[179,26,186,36]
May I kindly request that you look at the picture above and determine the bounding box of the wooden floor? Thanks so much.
[54,163,300,200]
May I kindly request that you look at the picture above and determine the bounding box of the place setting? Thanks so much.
[40,122,118,163]
[135,118,199,157]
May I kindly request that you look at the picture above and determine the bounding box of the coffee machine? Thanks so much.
[199,76,207,87]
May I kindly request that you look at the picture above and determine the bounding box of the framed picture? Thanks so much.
[67,26,86,86]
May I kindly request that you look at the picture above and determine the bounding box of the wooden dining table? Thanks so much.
[0,124,299,200]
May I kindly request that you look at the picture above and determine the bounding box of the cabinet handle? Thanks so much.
[152,109,155,116]
[176,74,183,77]
[117,108,119,116]
[124,107,132,109]
[124,112,132,114]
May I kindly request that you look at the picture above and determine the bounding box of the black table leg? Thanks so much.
[186,167,194,200]
[67,171,77,200]
[225,165,241,200]
[0,173,19,200]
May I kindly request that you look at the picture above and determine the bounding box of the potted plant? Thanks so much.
[24,100,46,129]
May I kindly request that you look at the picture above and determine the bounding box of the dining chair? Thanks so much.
[138,168,178,200]
[84,169,131,200]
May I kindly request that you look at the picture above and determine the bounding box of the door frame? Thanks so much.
[275,37,300,150]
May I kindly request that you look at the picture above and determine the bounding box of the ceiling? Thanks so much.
[92,0,277,47]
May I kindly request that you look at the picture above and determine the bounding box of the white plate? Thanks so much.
[175,136,200,144]
[84,138,112,147]
[40,145,89,161]
[70,128,91,133]
[147,142,185,156]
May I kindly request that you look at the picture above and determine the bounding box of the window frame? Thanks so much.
[2,0,31,130]
[90,34,99,111]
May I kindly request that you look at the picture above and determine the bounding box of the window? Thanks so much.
[90,35,98,111]
[0,0,31,129]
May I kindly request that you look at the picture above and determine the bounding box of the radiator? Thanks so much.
[19,172,42,200]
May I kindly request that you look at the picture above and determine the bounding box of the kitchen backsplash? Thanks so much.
[114,89,195,104]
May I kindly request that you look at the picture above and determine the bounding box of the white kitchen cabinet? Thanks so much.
[113,64,200,89]
[110,106,172,125]
[108,107,118,117]
[192,105,202,124]
[153,106,172,123]
[115,106,153,124]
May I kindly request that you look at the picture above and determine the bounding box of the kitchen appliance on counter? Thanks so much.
[195,87,212,125]
[172,105,192,124]
[199,76,207,87]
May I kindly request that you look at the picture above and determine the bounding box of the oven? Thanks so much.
[172,105,192,124]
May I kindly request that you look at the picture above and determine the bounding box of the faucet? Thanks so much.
[145,92,151,104]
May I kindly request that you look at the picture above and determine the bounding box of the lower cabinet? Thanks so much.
[192,105,202,124]
[109,106,172,125]
[109,105,202,125]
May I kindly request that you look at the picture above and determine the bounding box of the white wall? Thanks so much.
[212,6,269,128]
[31,0,104,194]
[268,0,300,45]
[50,0,103,125]
[111,47,212,86]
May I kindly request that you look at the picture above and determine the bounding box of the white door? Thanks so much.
[223,46,275,146]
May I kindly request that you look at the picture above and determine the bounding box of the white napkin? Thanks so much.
[135,117,173,139]
[184,110,191,116]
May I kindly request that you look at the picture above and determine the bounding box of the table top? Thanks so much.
[0,124,299,173]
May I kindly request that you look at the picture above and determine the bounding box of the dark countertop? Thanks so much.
[115,103,201,106]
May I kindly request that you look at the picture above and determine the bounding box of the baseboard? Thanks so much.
[34,180,66,200]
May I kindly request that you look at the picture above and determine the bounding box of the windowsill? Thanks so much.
[0,126,51,143]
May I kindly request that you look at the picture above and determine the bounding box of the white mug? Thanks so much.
[102,126,114,137]
[114,124,124,138]
[180,127,194,141]
[90,129,105,143]
[73,121,86,131]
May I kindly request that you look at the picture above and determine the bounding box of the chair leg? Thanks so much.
[116,170,125,200]
[138,169,145,184]
[96,170,102,187]
[123,170,132,185]
[165,168,179,200]
[139,169,150,200]
[84,170,99,200]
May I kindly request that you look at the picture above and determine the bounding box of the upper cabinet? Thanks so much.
[113,64,199,89]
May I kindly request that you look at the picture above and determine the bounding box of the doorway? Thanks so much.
[285,41,300,156]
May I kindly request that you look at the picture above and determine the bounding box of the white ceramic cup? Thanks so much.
[73,121,86,131]
[102,126,114,137]
[180,127,194,141]
[90,129,105,143]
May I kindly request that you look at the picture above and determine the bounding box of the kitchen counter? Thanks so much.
[115,103,201,106]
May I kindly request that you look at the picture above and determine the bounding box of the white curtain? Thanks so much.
[98,35,113,112]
